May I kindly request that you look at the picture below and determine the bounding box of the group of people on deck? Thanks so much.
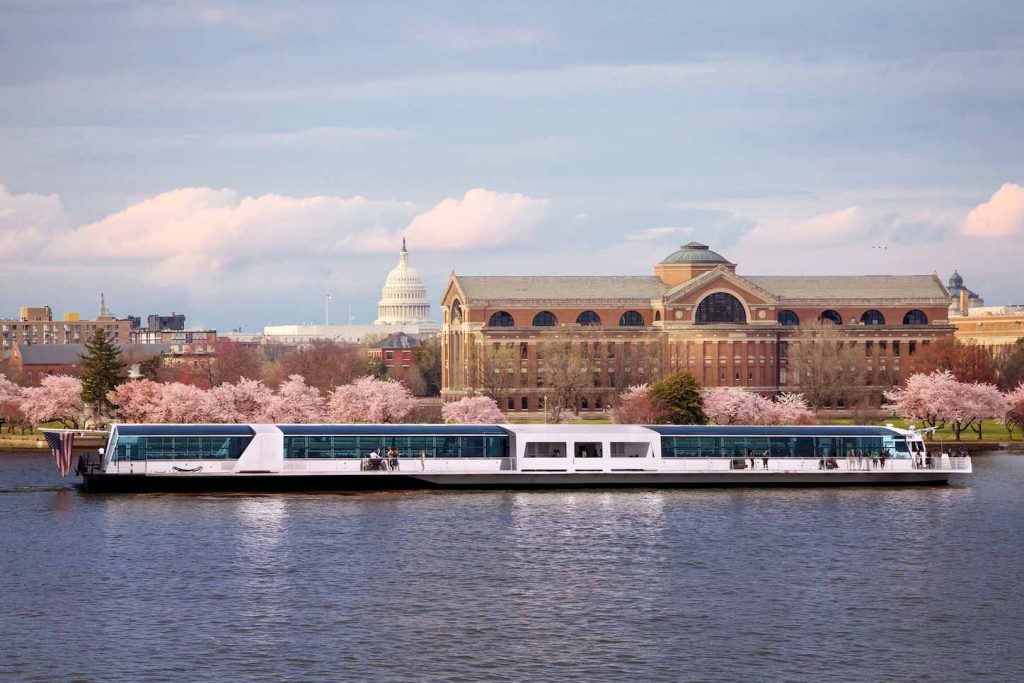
[366,447,430,471]
[845,448,889,470]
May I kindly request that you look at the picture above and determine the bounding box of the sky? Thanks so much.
[1,0,1022,330]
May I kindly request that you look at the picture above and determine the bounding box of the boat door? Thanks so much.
[114,437,146,475]
[573,441,604,471]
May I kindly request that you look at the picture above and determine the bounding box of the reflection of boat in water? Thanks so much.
[58,423,970,493]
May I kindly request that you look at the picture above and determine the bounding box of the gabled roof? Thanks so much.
[453,276,665,303]
[368,331,421,349]
[14,343,173,366]
[747,275,950,302]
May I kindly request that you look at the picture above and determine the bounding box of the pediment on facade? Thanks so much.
[439,273,465,307]
[662,266,779,306]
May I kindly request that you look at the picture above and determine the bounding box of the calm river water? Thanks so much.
[1,452,1022,682]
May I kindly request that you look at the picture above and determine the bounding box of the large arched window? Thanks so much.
[532,311,557,327]
[695,292,747,324]
[777,310,800,326]
[576,310,601,326]
[619,310,645,326]
[903,309,928,326]
[488,311,514,327]
[861,310,885,326]
[819,310,842,325]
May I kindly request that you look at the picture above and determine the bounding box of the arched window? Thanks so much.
[819,310,842,325]
[488,311,514,327]
[576,311,601,326]
[903,309,928,326]
[861,310,885,325]
[619,310,645,326]
[532,311,557,327]
[695,293,747,324]
[777,310,800,326]
[654,311,662,322]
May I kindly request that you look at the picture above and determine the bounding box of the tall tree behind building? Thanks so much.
[413,336,442,396]
[785,322,868,408]
[537,335,593,423]
[79,327,127,418]
[907,337,997,384]
[267,340,368,393]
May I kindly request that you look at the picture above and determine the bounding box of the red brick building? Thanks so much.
[440,242,955,414]
[367,332,421,380]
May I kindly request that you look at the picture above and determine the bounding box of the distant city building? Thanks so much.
[947,270,984,316]
[953,310,1024,347]
[263,239,438,346]
[367,331,421,380]
[147,312,186,331]
[8,342,173,385]
[0,301,132,352]
[375,239,434,325]
[441,242,955,413]
[131,328,217,353]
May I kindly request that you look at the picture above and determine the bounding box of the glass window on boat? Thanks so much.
[611,442,648,458]
[892,438,910,455]
[485,436,508,457]
[525,442,567,457]
[437,436,461,458]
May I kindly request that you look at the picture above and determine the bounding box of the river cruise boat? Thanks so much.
[65,423,971,492]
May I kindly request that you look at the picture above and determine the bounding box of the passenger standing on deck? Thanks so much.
[848,447,856,471]
[856,449,864,470]
[762,448,770,470]
[746,449,755,470]
[391,448,400,472]
[880,450,888,470]
[420,448,427,471]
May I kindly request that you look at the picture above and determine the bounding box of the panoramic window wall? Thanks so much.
[283,435,509,459]
[660,436,887,458]
[695,292,747,324]
[112,435,253,461]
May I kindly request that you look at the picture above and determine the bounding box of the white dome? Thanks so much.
[374,240,433,325]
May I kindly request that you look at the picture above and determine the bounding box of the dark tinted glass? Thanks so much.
[695,293,747,324]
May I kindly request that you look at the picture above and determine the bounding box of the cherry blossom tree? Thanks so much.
[150,382,216,423]
[704,387,816,425]
[767,393,815,425]
[205,378,274,423]
[1003,384,1024,440]
[107,379,164,423]
[267,374,323,423]
[949,381,1006,441]
[611,384,667,424]
[703,387,762,424]
[19,375,84,428]
[326,376,417,423]
[0,374,30,433]
[441,395,506,424]
[884,370,960,432]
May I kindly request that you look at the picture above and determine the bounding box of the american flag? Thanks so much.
[43,431,76,477]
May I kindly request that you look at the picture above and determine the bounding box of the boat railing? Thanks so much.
[657,456,970,473]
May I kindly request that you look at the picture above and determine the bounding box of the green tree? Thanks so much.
[79,327,127,416]
[648,371,707,425]
[414,337,442,396]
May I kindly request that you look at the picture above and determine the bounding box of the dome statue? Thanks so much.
[374,239,433,325]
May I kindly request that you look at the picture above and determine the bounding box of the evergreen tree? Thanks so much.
[79,327,127,414]
[648,371,707,425]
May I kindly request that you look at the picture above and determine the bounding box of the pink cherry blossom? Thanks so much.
[19,375,84,428]
[884,370,961,430]
[108,379,163,423]
[267,374,324,423]
[703,387,815,425]
[442,395,506,424]
[326,376,417,423]
[611,384,666,424]
[0,374,28,430]
[205,378,274,423]
[150,382,216,423]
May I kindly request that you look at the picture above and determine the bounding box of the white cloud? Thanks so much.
[0,184,71,258]
[25,186,546,289]
[339,188,549,252]
[965,183,1024,236]
[747,206,871,246]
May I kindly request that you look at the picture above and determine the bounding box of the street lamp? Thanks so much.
[325,294,333,326]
